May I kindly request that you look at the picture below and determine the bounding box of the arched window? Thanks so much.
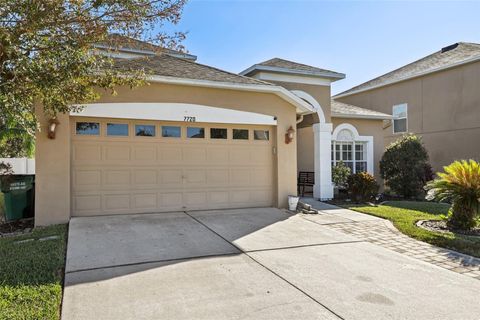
[331,124,373,174]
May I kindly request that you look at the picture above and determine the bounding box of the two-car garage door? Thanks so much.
[71,118,275,216]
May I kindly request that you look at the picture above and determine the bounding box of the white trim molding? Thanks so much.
[313,122,334,200]
[70,103,278,125]
[332,123,374,175]
[251,72,332,86]
[290,90,326,123]
[240,64,345,81]
[332,123,360,139]
[147,75,317,115]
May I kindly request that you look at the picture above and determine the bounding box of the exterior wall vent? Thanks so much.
[441,43,459,53]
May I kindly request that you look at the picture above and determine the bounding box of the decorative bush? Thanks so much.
[425,160,480,230]
[347,172,379,203]
[332,161,351,190]
[422,163,435,185]
[380,134,432,198]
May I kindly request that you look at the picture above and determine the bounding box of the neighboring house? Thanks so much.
[335,42,480,172]
[34,36,389,226]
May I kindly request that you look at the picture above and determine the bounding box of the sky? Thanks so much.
[162,0,480,95]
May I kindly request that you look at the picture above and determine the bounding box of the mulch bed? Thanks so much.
[418,220,480,237]
[0,218,34,238]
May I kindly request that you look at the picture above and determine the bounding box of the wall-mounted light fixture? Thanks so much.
[285,126,295,144]
[47,118,60,139]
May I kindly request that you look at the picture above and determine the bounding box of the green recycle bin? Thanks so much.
[0,175,35,222]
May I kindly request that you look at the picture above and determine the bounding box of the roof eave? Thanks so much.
[165,53,198,61]
[94,44,155,56]
[335,54,480,98]
[240,64,345,81]
[93,44,197,61]
[331,113,392,120]
[147,75,317,115]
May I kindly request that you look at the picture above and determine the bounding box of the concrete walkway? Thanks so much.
[301,198,480,280]
[62,207,480,320]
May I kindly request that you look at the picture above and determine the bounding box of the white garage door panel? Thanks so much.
[71,120,275,216]
[73,188,273,215]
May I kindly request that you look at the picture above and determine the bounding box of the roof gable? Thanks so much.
[240,57,345,80]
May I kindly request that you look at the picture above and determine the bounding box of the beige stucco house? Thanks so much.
[335,42,480,172]
[35,37,389,226]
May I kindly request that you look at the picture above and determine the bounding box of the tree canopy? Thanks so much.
[0,0,186,155]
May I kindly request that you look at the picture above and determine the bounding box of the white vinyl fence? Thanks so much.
[0,158,35,175]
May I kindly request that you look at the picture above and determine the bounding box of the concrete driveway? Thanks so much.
[62,207,480,320]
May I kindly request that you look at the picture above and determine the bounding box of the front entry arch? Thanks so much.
[292,90,333,200]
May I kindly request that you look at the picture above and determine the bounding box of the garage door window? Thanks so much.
[107,123,129,136]
[210,128,227,139]
[233,129,249,140]
[162,126,181,138]
[76,122,100,135]
[135,125,156,137]
[187,127,205,138]
[254,130,269,141]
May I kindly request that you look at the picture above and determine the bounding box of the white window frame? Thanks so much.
[331,123,374,175]
[392,103,408,134]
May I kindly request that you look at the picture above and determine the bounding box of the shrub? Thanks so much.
[425,160,480,230]
[332,161,351,190]
[347,172,379,203]
[422,163,435,185]
[380,134,432,198]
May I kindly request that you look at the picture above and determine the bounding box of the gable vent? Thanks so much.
[441,43,459,53]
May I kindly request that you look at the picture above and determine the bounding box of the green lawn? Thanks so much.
[0,225,67,320]
[344,201,480,258]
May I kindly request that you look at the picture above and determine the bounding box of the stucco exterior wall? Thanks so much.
[35,82,299,225]
[331,118,385,182]
[336,61,480,171]
[297,126,315,173]
[35,108,71,226]
[265,81,332,123]
[297,118,385,182]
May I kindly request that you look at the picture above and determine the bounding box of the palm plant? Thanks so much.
[425,160,480,230]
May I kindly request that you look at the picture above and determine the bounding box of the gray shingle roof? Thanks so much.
[240,58,345,79]
[97,34,197,61]
[113,54,273,86]
[331,99,391,119]
[336,42,480,97]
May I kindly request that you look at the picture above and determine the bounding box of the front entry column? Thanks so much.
[313,122,333,200]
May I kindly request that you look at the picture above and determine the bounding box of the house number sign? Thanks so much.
[184,116,196,122]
